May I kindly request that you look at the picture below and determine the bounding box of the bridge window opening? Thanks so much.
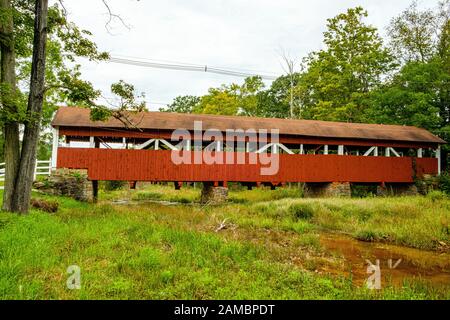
[423,148,436,158]
[283,144,301,154]
[345,146,362,156]
[301,145,318,154]
[234,141,246,153]
[314,145,329,155]
[404,148,417,157]
[247,141,258,153]
[361,146,379,156]
[326,145,339,155]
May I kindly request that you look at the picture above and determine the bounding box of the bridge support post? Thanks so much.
[200,182,228,204]
[304,182,351,197]
[92,180,98,203]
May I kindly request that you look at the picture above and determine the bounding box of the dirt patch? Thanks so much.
[31,198,59,213]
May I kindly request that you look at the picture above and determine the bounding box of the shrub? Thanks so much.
[355,230,378,242]
[426,190,447,202]
[289,203,314,220]
[273,187,303,200]
[439,172,450,195]
[104,180,127,191]
[351,185,377,198]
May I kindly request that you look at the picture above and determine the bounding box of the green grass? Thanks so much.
[131,184,199,203]
[245,197,450,251]
[0,186,449,299]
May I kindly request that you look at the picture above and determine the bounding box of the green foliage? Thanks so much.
[249,196,450,250]
[351,185,377,198]
[0,0,112,162]
[196,85,240,115]
[387,0,448,62]
[163,76,265,117]
[160,95,200,113]
[289,203,314,220]
[256,74,302,118]
[11,1,109,117]
[439,172,450,194]
[90,80,147,122]
[365,1,449,138]
[296,7,396,122]
[427,190,447,202]
[103,181,127,192]
[366,59,445,130]
[355,230,378,242]
[159,2,449,141]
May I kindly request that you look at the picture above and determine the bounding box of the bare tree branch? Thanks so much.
[101,0,131,34]
[277,48,298,119]
[57,0,67,16]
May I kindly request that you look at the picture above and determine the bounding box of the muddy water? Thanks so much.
[319,233,450,288]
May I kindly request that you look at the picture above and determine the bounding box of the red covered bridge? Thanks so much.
[51,107,445,200]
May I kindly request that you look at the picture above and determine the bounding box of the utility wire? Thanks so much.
[106,56,279,80]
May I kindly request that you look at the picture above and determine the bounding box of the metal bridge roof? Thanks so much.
[52,106,446,144]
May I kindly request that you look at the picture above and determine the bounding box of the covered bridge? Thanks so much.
[51,106,445,200]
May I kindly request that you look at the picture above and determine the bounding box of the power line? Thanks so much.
[113,54,279,75]
[106,56,279,80]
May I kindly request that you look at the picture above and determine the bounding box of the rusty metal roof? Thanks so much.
[52,106,446,144]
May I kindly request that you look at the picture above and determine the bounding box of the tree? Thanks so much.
[256,73,301,119]
[0,0,109,212]
[0,0,140,213]
[296,7,395,122]
[387,0,449,63]
[369,0,450,150]
[160,95,200,113]
[237,76,265,117]
[196,85,240,115]
[279,50,298,118]
[11,0,48,213]
[0,0,20,211]
[181,76,265,116]
[90,79,147,129]
[366,60,444,130]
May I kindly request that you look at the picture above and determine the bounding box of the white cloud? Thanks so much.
[56,0,440,110]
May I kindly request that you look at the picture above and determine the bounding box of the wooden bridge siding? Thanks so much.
[415,158,439,177]
[57,148,438,183]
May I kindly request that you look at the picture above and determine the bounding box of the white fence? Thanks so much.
[0,159,52,182]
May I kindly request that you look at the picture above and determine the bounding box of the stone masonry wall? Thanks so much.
[201,184,228,204]
[33,169,93,202]
[304,182,351,197]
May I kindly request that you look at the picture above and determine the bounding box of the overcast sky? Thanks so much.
[57,0,441,110]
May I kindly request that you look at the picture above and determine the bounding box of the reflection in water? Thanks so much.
[319,233,450,288]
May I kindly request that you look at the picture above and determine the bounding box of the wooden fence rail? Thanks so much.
[0,159,52,184]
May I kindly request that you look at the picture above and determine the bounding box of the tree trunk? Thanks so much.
[11,0,48,213]
[0,0,20,211]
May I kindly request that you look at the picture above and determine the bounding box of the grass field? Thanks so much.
[0,184,449,300]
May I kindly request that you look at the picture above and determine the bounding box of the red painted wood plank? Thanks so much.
[56,147,438,183]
